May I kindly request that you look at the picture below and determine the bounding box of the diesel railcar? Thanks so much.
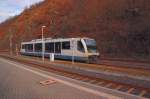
[20,37,100,63]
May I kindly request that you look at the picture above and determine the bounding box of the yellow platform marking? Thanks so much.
[105,83,113,88]
[97,81,104,85]
[127,88,134,93]
[40,79,56,86]
[115,85,123,90]
[139,90,146,97]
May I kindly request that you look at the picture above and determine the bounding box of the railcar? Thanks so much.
[20,37,100,63]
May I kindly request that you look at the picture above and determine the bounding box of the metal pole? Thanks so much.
[54,42,55,53]
[9,35,13,56]
[72,46,74,64]
[42,26,46,62]
[72,38,74,64]
[16,44,18,56]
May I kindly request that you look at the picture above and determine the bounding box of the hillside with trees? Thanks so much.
[0,0,150,59]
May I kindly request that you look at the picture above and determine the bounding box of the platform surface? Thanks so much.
[0,58,143,99]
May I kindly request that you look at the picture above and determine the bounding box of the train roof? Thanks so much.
[21,37,94,44]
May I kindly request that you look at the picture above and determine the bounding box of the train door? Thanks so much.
[55,42,61,53]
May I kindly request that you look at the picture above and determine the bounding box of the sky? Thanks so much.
[0,0,44,23]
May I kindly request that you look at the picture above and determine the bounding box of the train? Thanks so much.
[20,37,100,63]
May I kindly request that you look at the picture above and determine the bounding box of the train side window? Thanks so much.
[35,43,42,52]
[22,45,25,49]
[25,44,33,52]
[62,41,70,49]
[25,45,28,51]
[25,45,27,51]
[78,41,85,52]
[45,43,54,53]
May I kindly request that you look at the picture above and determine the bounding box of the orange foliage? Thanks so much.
[0,0,150,57]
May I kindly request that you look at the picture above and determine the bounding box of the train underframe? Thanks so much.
[20,52,99,64]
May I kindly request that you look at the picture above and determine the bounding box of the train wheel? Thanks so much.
[88,56,98,64]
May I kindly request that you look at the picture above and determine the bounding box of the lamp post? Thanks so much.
[42,25,46,62]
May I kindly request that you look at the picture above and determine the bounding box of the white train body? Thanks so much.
[20,37,100,63]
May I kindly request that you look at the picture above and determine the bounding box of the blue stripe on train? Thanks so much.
[21,52,88,61]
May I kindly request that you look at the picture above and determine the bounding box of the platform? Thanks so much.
[0,58,144,99]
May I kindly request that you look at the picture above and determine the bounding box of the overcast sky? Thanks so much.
[0,0,44,23]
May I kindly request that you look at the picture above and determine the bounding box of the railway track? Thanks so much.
[98,60,150,71]
[33,55,150,71]
[0,55,150,99]
[101,57,150,64]
[1,52,150,70]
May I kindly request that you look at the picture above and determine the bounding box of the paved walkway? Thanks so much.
[0,58,143,99]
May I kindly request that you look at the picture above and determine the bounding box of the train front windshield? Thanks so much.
[84,39,97,53]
